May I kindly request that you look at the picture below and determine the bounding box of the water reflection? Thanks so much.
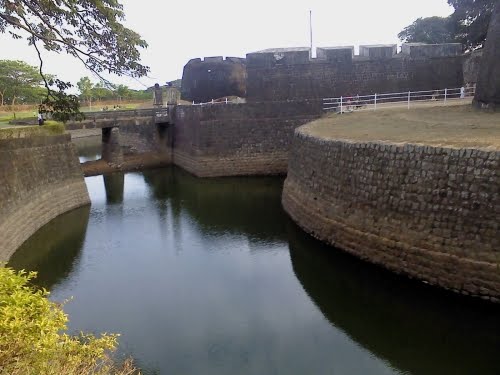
[8,206,90,290]
[104,173,125,204]
[288,225,500,375]
[142,167,288,243]
[8,167,500,375]
[73,135,101,162]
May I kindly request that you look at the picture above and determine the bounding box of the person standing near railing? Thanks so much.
[460,86,465,99]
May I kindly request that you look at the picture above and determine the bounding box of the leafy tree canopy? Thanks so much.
[398,16,455,44]
[399,0,495,50]
[0,59,43,106]
[448,0,496,49]
[0,0,149,120]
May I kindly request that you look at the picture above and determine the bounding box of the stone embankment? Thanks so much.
[173,100,322,177]
[0,130,90,262]
[282,122,500,301]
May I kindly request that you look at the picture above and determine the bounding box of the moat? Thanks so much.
[7,142,500,375]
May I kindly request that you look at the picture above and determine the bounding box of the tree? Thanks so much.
[398,17,455,44]
[77,76,94,106]
[474,1,500,107]
[91,82,112,101]
[448,0,496,49]
[0,0,149,119]
[115,84,130,102]
[0,60,42,106]
[399,1,495,50]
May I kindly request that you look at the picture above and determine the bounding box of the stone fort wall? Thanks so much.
[0,133,90,262]
[173,100,322,177]
[246,44,466,101]
[282,130,500,301]
[181,56,247,103]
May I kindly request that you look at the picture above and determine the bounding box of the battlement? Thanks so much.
[359,44,397,59]
[401,43,463,58]
[181,55,247,102]
[316,46,354,63]
[247,43,464,67]
[187,56,247,65]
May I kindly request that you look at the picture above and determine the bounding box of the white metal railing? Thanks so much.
[323,86,476,113]
[192,98,232,106]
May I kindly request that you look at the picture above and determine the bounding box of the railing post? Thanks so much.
[340,96,343,114]
[374,93,377,110]
[444,88,447,104]
[408,91,411,109]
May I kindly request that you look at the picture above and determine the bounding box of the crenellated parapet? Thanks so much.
[246,43,464,68]
[245,43,467,101]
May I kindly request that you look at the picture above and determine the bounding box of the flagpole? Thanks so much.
[309,10,313,59]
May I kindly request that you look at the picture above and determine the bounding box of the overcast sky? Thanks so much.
[0,0,454,90]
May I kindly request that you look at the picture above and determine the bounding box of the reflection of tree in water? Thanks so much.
[142,167,288,243]
[8,206,90,290]
[287,223,500,375]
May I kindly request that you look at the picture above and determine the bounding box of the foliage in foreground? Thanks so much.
[0,267,139,375]
[0,0,149,120]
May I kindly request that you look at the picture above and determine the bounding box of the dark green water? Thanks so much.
[8,156,500,374]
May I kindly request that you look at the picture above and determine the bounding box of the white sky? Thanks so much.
[0,0,454,90]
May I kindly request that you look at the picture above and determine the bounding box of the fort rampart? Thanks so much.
[282,130,500,301]
[246,44,466,101]
[181,56,247,103]
[172,100,322,177]
[0,132,90,262]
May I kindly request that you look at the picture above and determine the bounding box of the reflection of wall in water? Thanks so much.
[8,206,90,290]
[104,173,125,204]
[287,226,500,375]
[142,167,288,243]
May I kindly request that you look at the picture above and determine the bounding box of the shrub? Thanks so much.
[0,267,139,375]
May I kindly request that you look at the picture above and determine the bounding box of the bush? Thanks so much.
[0,267,139,375]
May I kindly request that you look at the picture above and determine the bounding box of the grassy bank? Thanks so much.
[303,104,500,150]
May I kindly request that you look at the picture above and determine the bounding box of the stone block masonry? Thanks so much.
[282,131,500,302]
[0,134,90,262]
[246,44,465,102]
[181,56,247,103]
[173,100,323,177]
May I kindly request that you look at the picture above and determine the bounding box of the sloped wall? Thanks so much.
[0,133,90,261]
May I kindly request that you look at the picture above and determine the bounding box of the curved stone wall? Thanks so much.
[0,134,90,262]
[181,57,247,103]
[282,131,500,301]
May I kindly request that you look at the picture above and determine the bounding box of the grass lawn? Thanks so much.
[302,104,500,150]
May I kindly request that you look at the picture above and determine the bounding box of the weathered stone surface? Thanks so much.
[0,134,90,262]
[474,2,500,109]
[102,127,124,165]
[181,57,247,102]
[282,130,500,301]
[247,48,464,102]
[173,100,323,177]
[463,49,483,86]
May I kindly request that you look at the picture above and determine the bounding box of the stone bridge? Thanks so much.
[66,107,174,165]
